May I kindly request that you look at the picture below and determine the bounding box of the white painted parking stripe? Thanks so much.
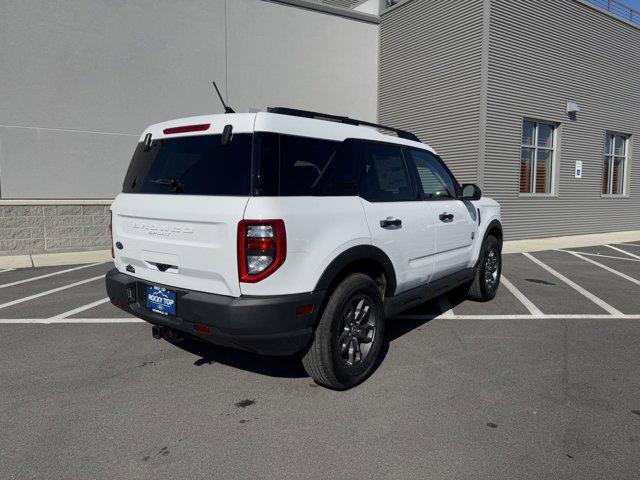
[1,314,639,324]
[606,245,640,260]
[500,276,544,315]
[561,250,640,263]
[50,298,110,320]
[565,251,640,287]
[0,269,15,274]
[0,275,105,310]
[0,263,105,289]
[523,252,624,316]
[437,296,455,318]
[397,314,640,320]
[0,318,142,324]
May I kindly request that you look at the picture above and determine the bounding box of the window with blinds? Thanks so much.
[520,120,557,195]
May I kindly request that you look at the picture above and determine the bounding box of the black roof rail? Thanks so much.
[266,107,421,143]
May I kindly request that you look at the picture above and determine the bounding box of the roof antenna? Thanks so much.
[212,81,235,114]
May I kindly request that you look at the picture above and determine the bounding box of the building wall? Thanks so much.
[317,0,365,8]
[484,0,640,239]
[0,203,111,255]
[0,0,378,255]
[378,0,485,184]
[0,0,378,201]
[379,0,639,241]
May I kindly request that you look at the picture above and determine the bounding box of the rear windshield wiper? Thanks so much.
[150,178,185,194]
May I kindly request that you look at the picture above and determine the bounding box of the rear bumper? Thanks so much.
[105,268,324,356]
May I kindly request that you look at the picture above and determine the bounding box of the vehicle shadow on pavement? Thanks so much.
[166,337,307,379]
[165,295,465,381]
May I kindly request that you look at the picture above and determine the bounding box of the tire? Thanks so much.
[302,273,385,390]
[466,235,502,302]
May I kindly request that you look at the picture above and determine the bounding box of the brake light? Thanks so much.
[109,210,114,259]
[238,220,286,283]
[163,123,210,135]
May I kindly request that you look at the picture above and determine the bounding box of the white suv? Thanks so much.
[106,108,502,390]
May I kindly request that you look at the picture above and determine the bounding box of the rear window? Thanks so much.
[254,133,359,196]
[122,134,253,195]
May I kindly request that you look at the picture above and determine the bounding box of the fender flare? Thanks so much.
[314,245,397,296]
[482,219,504,251]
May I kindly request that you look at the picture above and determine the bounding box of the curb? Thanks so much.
[0,250,112,269]
[502,230,640,254]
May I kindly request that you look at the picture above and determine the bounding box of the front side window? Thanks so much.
[603,132,629,195]
[520,120,556,194]
[404,148,457,200]
[360,143,414,202]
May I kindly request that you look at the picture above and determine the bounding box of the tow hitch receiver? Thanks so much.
[152,325,183,342]
[152,325,163,339]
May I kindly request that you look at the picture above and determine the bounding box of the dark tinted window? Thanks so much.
[255,133,359,196]
[405,148,457,200]
[123,134,252,195]
[360,143,414,202]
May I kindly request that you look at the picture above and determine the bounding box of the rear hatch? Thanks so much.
[111,115,255,297]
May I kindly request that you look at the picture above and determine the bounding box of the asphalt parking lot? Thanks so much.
[2,243,640,479]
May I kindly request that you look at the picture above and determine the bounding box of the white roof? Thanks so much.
[140,112,435,154]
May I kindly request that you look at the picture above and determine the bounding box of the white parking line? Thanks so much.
[437,296,455,318]
[0,275,105,310]
[523,252,624,316]
[0,318,143,324]
[561,250,640,263]
[50,298,111,320]
[500,276,544,315]
[0,263,105,289]
[0,269,15,274]
[396,314,640,321]
[1,314,639,324]
[606,245,640,260]
[565,251,640,287]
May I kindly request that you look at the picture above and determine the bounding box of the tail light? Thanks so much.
[109,210,114,258]
[238,220,286,283]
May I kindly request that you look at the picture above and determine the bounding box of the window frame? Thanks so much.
[602,131,630,198]
[402,147,462,201]
[358,140,418,203]
[519,118,559,197]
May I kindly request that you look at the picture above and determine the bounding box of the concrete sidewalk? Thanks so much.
[1,230,639,269]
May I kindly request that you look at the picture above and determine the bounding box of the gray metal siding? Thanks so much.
[317,0,363,8]
[485,0,640,239]
[379,0,485,184]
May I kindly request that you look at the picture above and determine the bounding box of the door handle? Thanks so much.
[439,212,454,222]
[380,217,402,228]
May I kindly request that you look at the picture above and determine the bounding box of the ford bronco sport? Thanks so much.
[105,108,502,390]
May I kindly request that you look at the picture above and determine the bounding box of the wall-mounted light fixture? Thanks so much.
[566,102,581,114]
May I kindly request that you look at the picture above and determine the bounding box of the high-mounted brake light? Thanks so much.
[238,220,286,283]
[109,210,114,259]
[162,123,210,135]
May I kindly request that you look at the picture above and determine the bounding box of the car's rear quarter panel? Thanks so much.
[241,196,372,296]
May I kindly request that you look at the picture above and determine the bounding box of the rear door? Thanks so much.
[404,148,477,280]
[359,142,436,294]
[111,131,254,297]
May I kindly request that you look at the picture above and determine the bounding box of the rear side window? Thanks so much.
[360,143,414,202]
[255,133,359,196]
[123,134,253,195]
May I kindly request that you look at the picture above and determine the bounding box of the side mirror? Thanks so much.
[461,183,482,201]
